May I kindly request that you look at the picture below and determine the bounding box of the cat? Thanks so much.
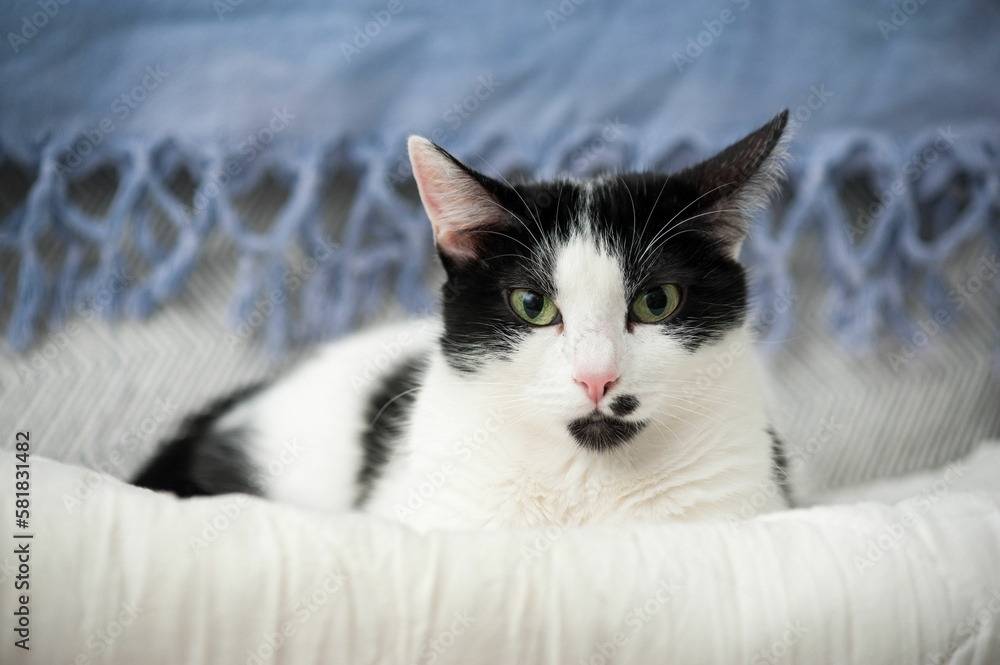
[134,110,792,530]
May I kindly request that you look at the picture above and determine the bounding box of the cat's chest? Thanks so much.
[469,471,611,528]
[375,453,695,530]
[367,423,782,530]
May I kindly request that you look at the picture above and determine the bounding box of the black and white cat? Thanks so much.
[135,111,792,530]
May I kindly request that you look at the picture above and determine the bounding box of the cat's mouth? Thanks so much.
[567,412,647,452]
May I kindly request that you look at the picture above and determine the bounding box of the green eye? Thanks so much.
[509,289,560,326]
[631,284,681,323]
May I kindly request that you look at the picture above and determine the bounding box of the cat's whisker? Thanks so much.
[656,400,737,432]
[638,176,670,249]
[644,211,742,258]
[665,387,793,417]
[368,386,423,427]
[466,194,541,247]
[662,180,737,228]
[473,154,545,240]
[638,204,743,263]
[646,416,682,446]
[470,228,535,252]
[661,393,771,418]
[634,180,737,264]
[615,174,639,249]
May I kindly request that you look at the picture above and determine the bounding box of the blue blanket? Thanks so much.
[1,0,998,351]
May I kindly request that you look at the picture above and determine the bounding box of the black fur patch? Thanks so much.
[591,176,749,351]
[567,413,648,452]
[132,384,266,497]
[610,394,640,417]
[768,426,793,506]
[436,180,579,374]
[355,354,428,507]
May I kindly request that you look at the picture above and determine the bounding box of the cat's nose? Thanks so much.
[575,369,619,406]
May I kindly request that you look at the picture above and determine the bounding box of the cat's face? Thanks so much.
[410,112,788,452]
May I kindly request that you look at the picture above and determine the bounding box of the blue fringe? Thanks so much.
[1,125,998,354]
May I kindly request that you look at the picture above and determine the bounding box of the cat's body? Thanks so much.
[135,111,793,530]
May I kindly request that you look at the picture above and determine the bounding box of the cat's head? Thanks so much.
[408,111,788,453]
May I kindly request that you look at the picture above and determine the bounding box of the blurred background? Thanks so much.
[0,0,998,501]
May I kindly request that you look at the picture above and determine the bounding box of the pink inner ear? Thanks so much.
[408,136,499,262]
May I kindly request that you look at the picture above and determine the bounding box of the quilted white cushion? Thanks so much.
[2,447,999,664]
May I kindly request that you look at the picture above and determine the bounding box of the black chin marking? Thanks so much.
[610,395,639,417]
[568,413,647,452]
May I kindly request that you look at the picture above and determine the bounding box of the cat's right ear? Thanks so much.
[408,137,508,264]
[673,111,790,256]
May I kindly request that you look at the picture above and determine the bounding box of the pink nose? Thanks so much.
[575,370,619,406]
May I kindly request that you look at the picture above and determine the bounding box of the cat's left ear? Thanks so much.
[676,110,789,255]
[408,136,511,265]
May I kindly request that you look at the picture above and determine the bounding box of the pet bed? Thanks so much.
[2,446,999,664]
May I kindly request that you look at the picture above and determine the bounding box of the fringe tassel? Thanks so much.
[1,126,998,354]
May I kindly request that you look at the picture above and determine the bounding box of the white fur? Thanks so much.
[225,234,785,531]
[220,320,438,511]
